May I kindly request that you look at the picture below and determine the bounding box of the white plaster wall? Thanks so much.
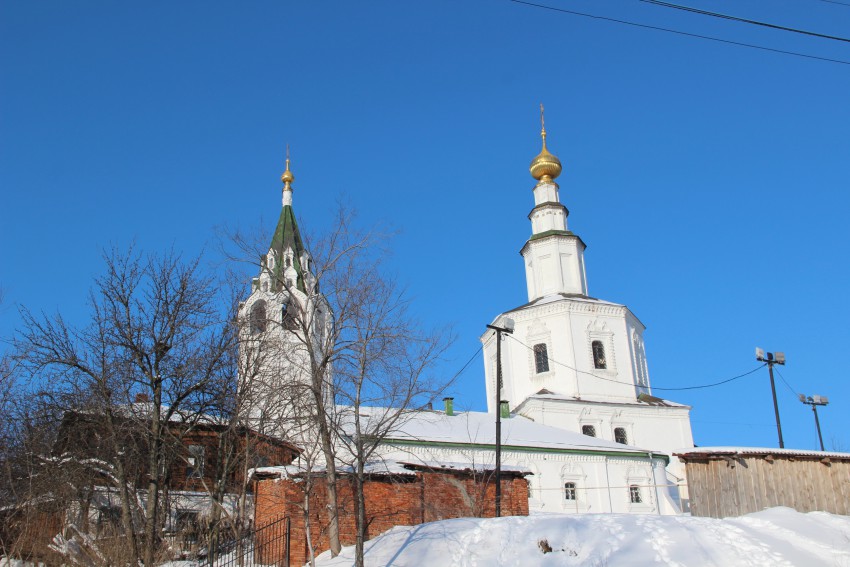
[517,397,694,490]
[483,299,646,411]
[375,442,680,515]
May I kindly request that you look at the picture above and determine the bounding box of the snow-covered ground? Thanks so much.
[314,507,850,567]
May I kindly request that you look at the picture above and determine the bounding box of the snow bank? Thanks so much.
[314,507,850,566]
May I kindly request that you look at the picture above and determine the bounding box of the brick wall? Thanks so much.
[255,470,529,566]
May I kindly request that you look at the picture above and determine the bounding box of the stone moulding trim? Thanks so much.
[512,300,626,319]
[381,438,669,464]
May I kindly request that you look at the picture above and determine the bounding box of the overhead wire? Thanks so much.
[449,344,484,384]
[773,366,802,399]
[806,0,850,7]
[507,334,766,391]
[508,0,850,66]
[640,0,850,43]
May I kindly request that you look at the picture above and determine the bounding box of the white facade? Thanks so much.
[367,408,681,515]
[480,134,695,509]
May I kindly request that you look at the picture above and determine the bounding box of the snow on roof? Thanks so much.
[396,460,532,475]
[523,391,690,409]
[347,407,660,457]
[250,459,532,481]
[674,446,850,460]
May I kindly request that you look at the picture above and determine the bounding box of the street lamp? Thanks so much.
[799,394,829,451]
[756,348,786,448]
[487,317,515,517]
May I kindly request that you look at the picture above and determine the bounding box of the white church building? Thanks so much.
[242,115,694,517]
[477,112,695,512]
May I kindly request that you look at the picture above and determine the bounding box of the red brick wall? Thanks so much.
[255,471,529,566]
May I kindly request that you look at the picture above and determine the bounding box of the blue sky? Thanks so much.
[2,1,849,451]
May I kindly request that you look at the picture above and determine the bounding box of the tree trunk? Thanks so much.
[317,413,341,556]
[354,468,367,567]
[144,382,163,566]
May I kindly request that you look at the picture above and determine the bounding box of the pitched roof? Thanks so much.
[342,406,668,460]
[269,204,307,293]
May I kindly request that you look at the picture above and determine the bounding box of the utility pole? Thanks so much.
[487,318,514,517]
[756,348,786,448]
[799,394,829,451]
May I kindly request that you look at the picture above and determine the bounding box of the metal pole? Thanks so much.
[767,362,784,448]
[494,327,502,518]
[812,405,825,451]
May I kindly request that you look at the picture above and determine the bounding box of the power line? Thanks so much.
[773,366,801,398]
[449,344,484,383]
[508,0,850,66]
[508,334,766,391]
[807,0,850,8]
[640,0,850,43]
[651,364,765,391]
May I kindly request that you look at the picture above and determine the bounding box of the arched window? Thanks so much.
[533,343,549,373]
[614,427,628,445]
[250,301,267,334]
[581,425,596,437]
[629,485,642,504]
[282,301,298,330]
[564,482,576,501]
[592,340,607,369]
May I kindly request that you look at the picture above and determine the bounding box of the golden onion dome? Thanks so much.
[281,152,294,186]
[529,104,562,184]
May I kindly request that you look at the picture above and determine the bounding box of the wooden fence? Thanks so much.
[675,449,850,518]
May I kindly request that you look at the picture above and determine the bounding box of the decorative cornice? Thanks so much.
[528,201,569,220]
[520,231,587,258]
[505,296,627,319]
[383,438,665,462]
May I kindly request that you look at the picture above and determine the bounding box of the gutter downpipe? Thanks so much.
[650,452,662,515]
[604,456,613,513]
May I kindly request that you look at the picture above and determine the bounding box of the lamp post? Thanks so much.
[756,348,786,448]
[799,394,829,451]
[487,318,514,517]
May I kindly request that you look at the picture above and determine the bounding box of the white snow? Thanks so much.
[313,507,850,567]
[675,446,850,460]
[346,407,657,456]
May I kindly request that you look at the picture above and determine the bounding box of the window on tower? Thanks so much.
[250,300,267,334]
[592,340,607,369]
[282,301,298,330]
[533,343,549,373]
[582,425,596,437]
[614,427,628,445]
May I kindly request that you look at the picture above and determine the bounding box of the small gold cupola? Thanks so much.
[529,104,562,185]
[281,145,295,189]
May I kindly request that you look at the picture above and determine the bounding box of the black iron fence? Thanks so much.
[201,516,290,567]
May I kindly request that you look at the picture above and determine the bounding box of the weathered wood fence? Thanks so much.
[675,448,850,518]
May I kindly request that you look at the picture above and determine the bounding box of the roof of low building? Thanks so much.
[345,406,667,460]
[674,446,850,461]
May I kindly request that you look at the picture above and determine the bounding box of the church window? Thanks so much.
[581,425,596,437]
[614,427,628,445]
[592,340,607,369]
[285,256,292,268]
[629,484,642,504]
[282,301,298,330]
[186,445,205,479]
[250,301,267,334]
[564,482,577,501]
[533,343,549,373]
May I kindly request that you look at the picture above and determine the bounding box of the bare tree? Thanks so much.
[331,269,452,567]
[13,247,237,565]
[227,203,453,566]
